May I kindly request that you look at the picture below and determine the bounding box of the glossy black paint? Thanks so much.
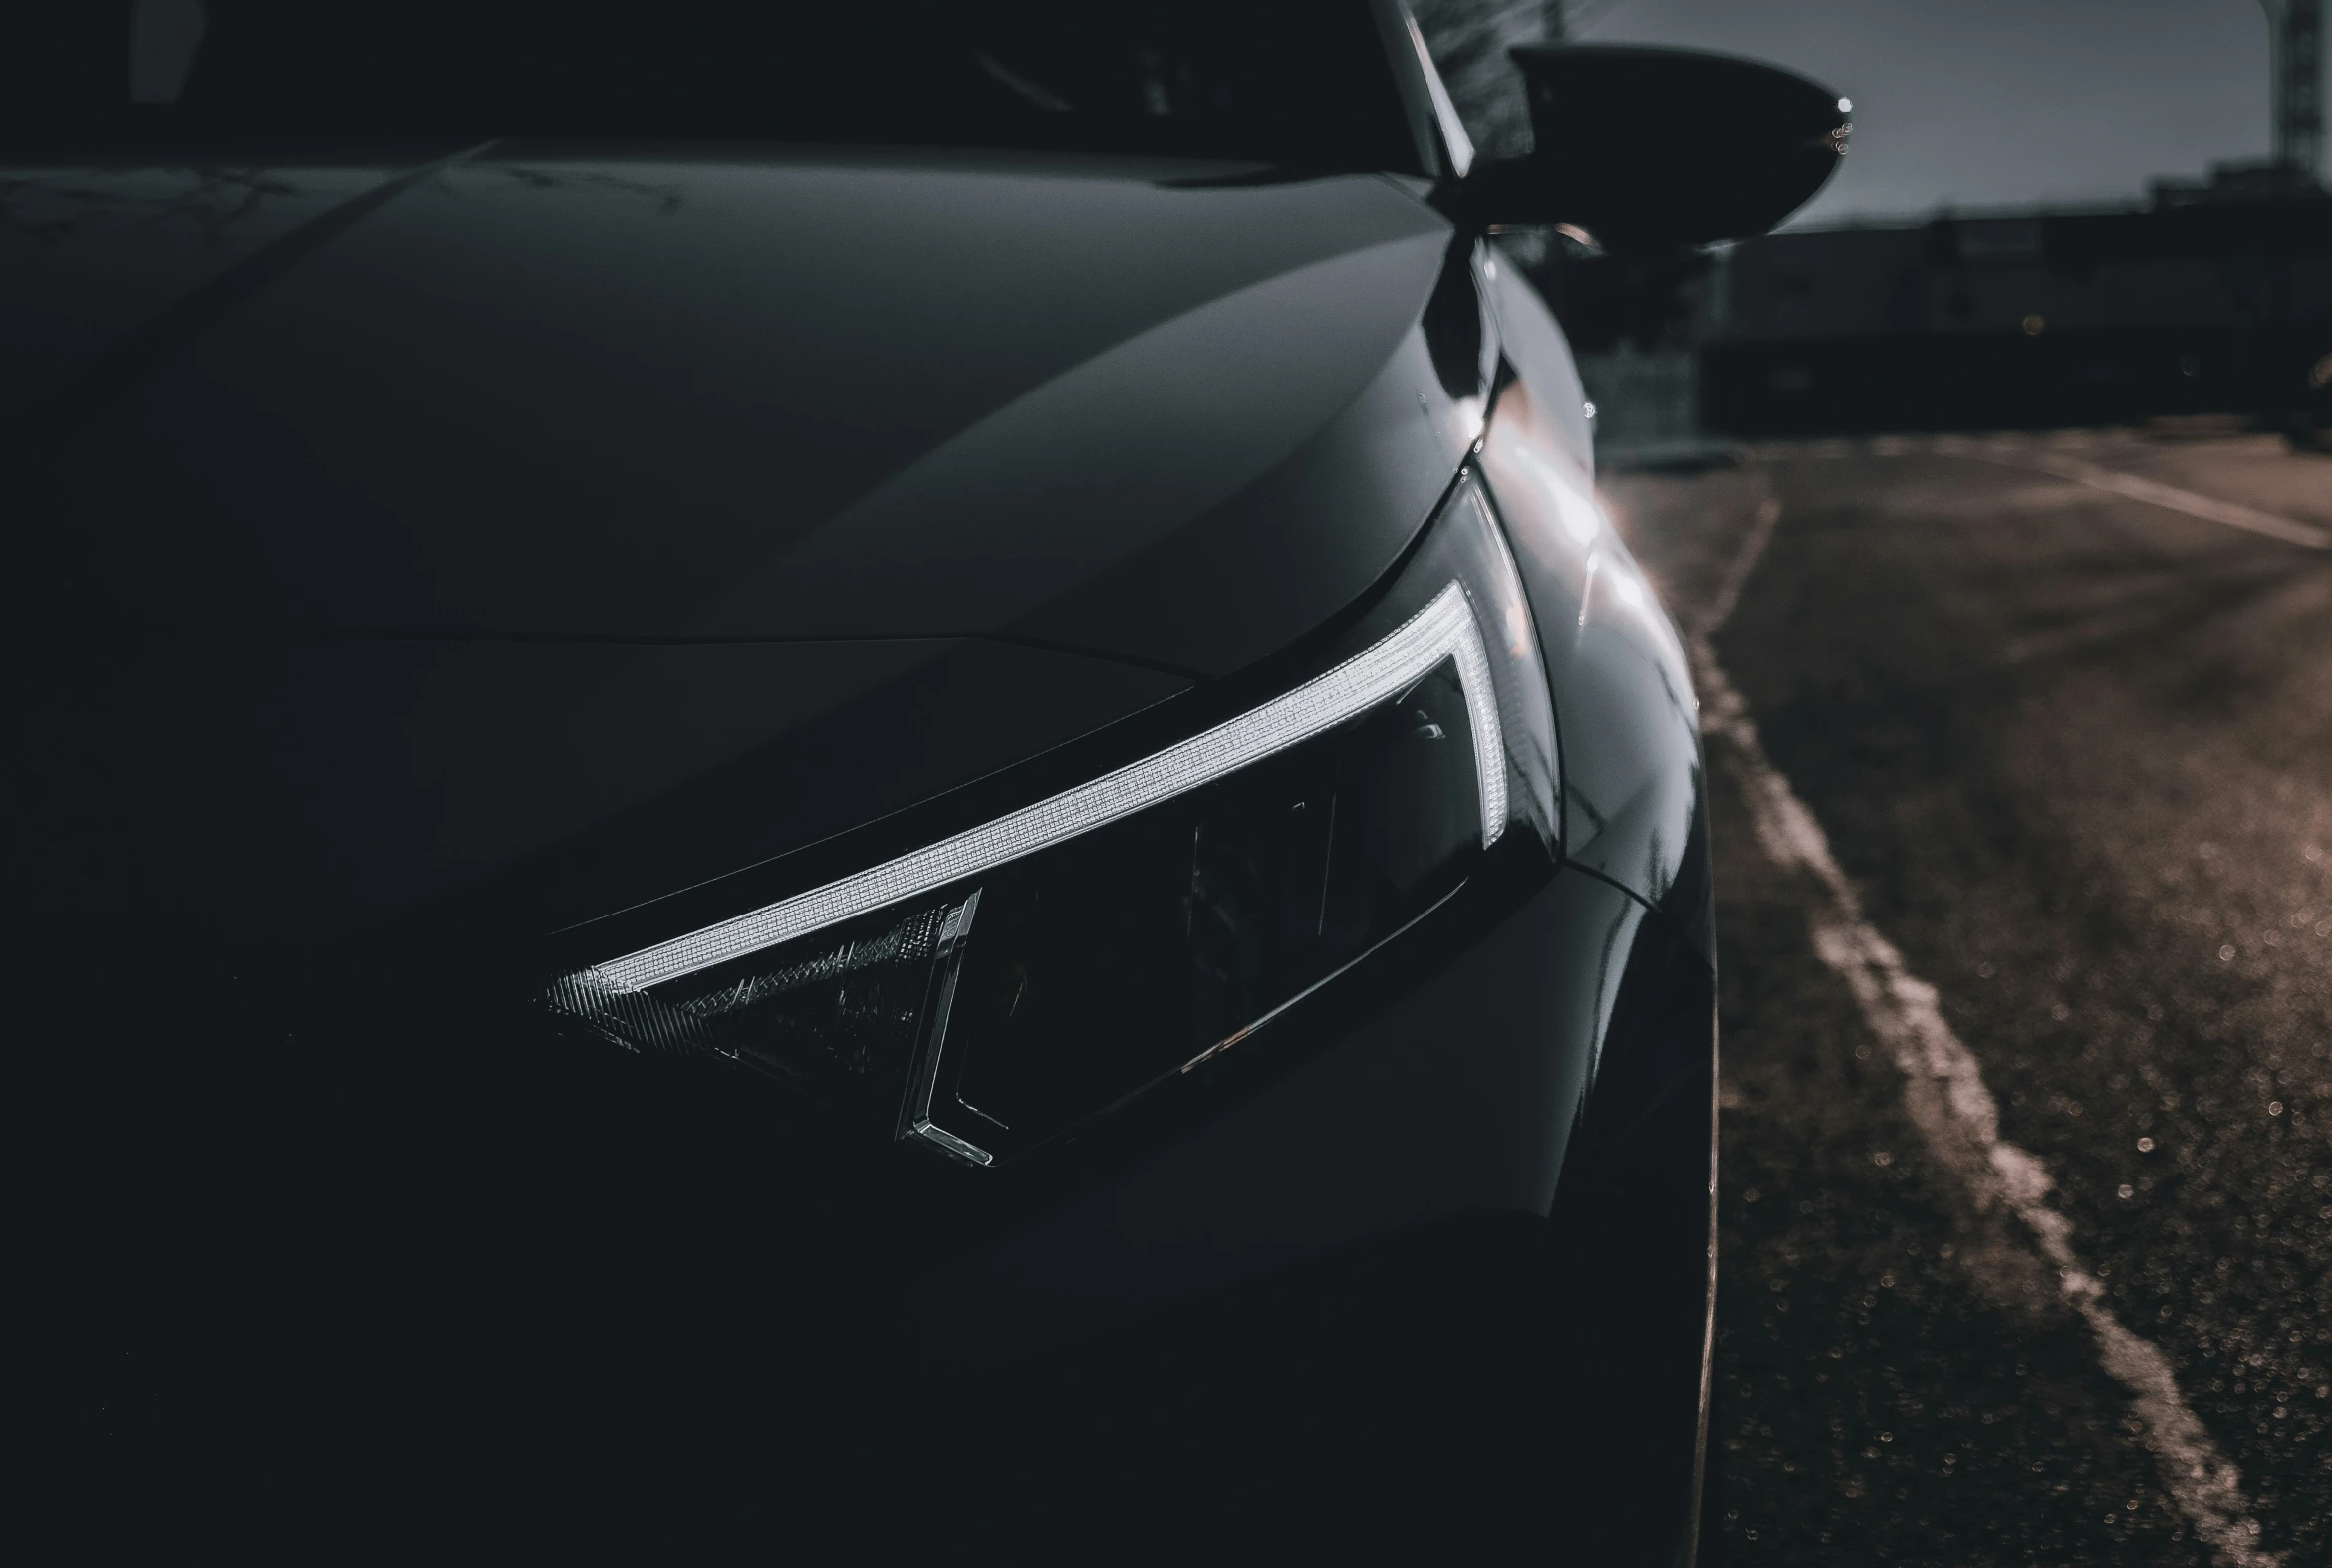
[1482,259,1714,954]
[1466,44,1850,250]
[13,634,1188,942]
[933,863,1679,1320]
[12,17,1741,1551]
[937,864,1716,1551]
[7,147,1706,951]
[42,857,1707,1543]
[17,149,1476,678]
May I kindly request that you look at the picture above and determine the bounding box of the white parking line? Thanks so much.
[1699,496,1780,635]
[1956,449,2328,550]
[1692,505,2286,1568]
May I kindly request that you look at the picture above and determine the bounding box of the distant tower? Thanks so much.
[2262,0,2325,178]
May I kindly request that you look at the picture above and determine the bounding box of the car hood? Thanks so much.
[13,145,1475,677]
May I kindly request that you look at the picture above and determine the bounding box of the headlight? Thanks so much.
[545,474,1557,1165]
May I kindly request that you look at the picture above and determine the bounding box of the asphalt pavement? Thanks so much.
[1601,425,2332,1566]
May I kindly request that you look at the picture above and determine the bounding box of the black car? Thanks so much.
[10,4,1842,1554]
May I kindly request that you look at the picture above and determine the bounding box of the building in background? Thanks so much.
[1697,171,2331,436]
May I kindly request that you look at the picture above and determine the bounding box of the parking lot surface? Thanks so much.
[1604,428,2332,1565]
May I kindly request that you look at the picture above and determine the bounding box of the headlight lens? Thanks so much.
[546,475,1557,1165]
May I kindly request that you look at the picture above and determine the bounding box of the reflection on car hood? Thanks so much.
[16,632,1192,941]
[12,146,1469,675]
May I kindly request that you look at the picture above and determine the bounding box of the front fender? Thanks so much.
[1480,315,1712,961]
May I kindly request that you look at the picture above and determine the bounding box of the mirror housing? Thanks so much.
[1457,45,1849,250]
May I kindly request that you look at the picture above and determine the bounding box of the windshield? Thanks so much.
[3,1,1424,171]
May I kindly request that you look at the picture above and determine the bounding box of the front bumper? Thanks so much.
[67,860,1713,1552]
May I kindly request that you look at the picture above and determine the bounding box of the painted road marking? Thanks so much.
[1691,498,2287,1568]
[1980,453,2331,551]
[1818,434,2330,550]
[1776,434,2331,551]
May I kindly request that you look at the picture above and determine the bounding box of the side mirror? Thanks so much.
[1459,45,1849,250]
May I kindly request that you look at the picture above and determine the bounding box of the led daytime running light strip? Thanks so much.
[589,581,1504,994]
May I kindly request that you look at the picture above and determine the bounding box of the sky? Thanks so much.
[1569,0,2287,226]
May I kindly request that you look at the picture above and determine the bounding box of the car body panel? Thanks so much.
[938,865,1639,1342]
[23,149,1481,679]
[1487,252,1597,474]
[1481,361,1712,957]
[15,634,1187,940]
[15,26,1719,1550]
